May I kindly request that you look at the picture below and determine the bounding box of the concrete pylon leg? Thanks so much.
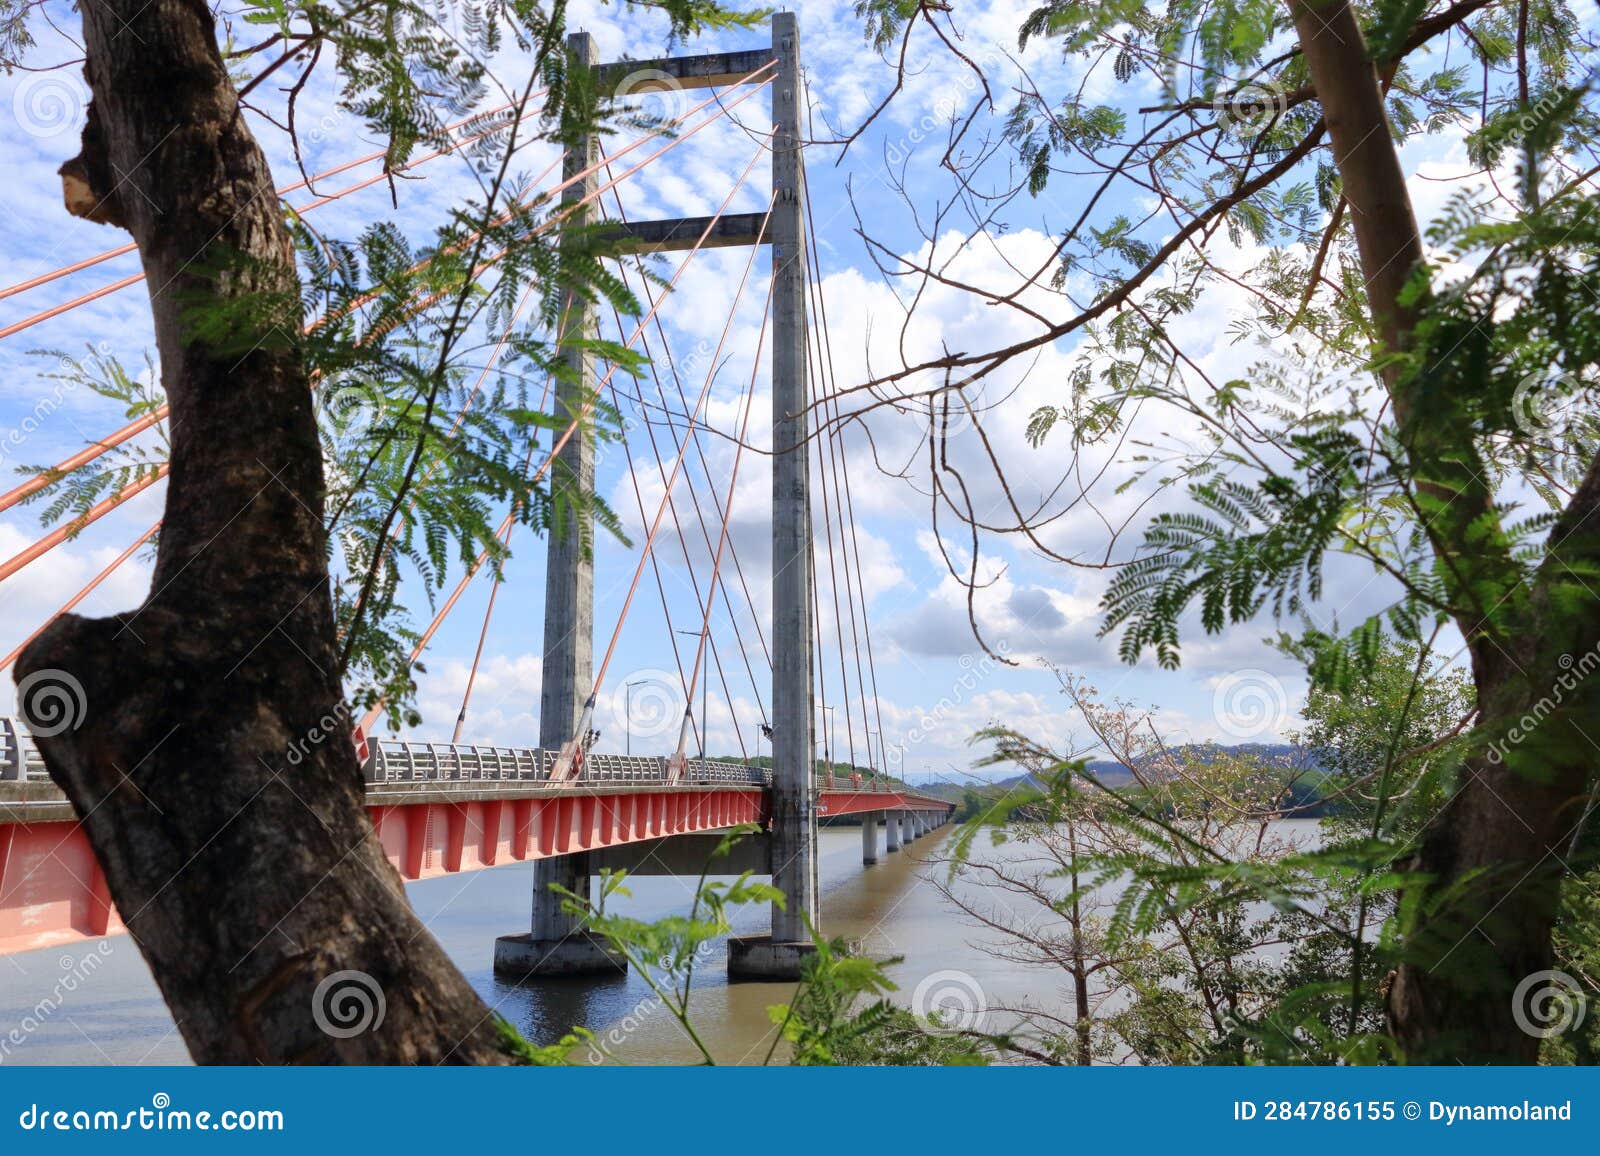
[862,813,879,865]
[495,31,623,982]
[885,813,901,852]
[728,12,816,983]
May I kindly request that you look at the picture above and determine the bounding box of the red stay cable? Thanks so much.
[357,134,771,738]
[0,66,776,519]
[0,98,540,304]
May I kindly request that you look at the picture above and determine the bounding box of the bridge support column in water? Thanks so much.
[494,30,625,980]
[885,813,901,853]
[728,11,818,982]
[862,813,879,865]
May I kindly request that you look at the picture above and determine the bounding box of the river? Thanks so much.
[0,820,1320,1064]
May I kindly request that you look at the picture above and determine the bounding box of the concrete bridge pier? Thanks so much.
[494,31,624,982]
[862,813,879,865]
[885,812,901,853]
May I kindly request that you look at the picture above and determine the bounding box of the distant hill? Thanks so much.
[931,743,1305,794]
[918,743,1329,821]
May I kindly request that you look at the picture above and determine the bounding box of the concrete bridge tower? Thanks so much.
[495,15,818,981]
[493,31,625,978]
[726,10,817,981]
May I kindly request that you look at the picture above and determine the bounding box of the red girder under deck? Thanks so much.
[0,785,950,957]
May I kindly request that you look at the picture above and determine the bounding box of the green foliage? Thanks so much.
[1100,428,1368,670]
[14,347,168,542]
[491,1014,602,1065]
[549,826,986,1066]
[6,0,766,727]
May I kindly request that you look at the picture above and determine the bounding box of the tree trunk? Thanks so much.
[16,0,518,1064]
[1287,0,1595,1062]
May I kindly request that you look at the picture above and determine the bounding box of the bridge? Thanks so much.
[0,719,950,961]
[0,14,953,980]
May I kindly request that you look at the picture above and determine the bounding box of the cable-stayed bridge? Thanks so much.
[0,15,953,977]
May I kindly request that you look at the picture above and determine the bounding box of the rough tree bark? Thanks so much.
[15,0,519,1063]
[1288,0,1598,1062]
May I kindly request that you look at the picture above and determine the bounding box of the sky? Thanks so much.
[0,1,1533,784]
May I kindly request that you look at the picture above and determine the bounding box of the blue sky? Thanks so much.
[0,2,1522,783]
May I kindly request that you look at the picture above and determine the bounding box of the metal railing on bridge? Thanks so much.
[0,717,897,795]
[0,717,47,782]
[363,739,773,788]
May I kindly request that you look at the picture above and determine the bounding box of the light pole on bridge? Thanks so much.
[675,629,709,763]
[625,680,645,757]
[821,705,835,785]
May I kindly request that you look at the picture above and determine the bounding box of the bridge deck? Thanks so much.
[0,722,951,957]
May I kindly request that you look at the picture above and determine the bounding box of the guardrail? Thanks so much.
[1,718,48,782]
[363,739,774,787]
[0,718,912,795]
